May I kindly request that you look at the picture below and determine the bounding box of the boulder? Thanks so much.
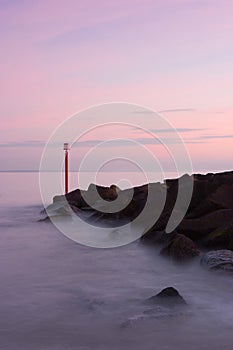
[88,184,120,201]
[160,234,200,261]
[141,229,176,246]
[210,184,233,209]
[201,250,233,272]
[203,224,233,250]
[186,195,223,219]
[147,287,186,306]
[185,174,214,215]
[178,209,233,239]
[65,188,87,207]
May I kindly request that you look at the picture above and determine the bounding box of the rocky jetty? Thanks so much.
[45,170,233,264]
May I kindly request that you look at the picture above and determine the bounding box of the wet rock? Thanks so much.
[160,234,200,261]
[201,250,233,272]
[147,287,187,306]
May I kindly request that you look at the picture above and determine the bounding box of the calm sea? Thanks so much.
[0,172,233,350]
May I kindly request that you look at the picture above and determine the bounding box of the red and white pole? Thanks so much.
[64,143,69,194]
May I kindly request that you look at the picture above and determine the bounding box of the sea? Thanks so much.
[0,172,233,350]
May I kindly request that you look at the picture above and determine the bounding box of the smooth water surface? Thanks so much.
[0,172,233,350]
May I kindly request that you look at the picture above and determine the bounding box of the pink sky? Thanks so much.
[0,0,232,173]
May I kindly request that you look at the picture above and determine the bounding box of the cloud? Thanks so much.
[132,127,207,134]
[199,134,233,140]
[153,128,206,133]
[129,137,205,145]
[73,137,205,147]
[158,108,196,113]
[132,108,196,115]
[133,108,225,115]
[132,110,156,114]
[0,140,45,148]
[0,136,206,149]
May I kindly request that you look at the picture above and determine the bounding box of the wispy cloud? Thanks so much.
[199,134,233,140]
[0,136,205,149]
[132,110,156,114]
[0,140,45,148]
[132,108,196,115]
[158,108,197,113]
[133,127,207,134]
[75,137,205,147]
[133,108,226,115]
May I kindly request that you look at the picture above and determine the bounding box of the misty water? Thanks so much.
[0,172,233,350]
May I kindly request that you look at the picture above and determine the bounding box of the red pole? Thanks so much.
[64,143,69,194]
[65,150,68,194]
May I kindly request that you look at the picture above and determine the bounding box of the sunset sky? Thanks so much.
[0,0,232,174]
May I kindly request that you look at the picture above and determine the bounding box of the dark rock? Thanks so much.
[148,287,187,306]
[45,170,233,247]
[119,198,142,220]
[87,183,120,201]
[188,183,233,219]
[203,224,233,250]
[160,234,200,261]
[210,184,233,210]
[64,188,87,208]
[177,209,233,239]
[186,196,223,219]
[201,250,233,272]
[185,174,214,215]
[141,229,176,246]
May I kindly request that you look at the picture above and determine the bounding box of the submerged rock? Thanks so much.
[160,234,200,261]
[147,287,187,306]
[201,250,233,272]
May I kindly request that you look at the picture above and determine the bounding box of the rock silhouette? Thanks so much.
[43,170,233,262]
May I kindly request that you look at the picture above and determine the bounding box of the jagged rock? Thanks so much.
[210,184,233,209]
[88,183,119,201]
[45,170,233,249]
[147,287,187,306]
[56,189,87,208]
[160,234,200,261]
[44,200,73,217]
[201,250,233,271]
[178,209,233,239]
[141,229,176,245]
[188,183,233,219]
[186,195,223,219]
[203,224,233,250]
[185,174,214,215]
